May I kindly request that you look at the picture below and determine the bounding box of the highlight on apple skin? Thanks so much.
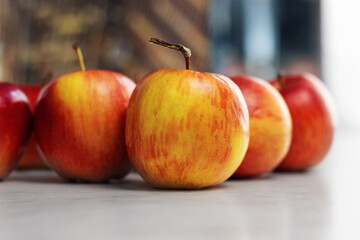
[230,76,292,178]
[270,73,337,171]
[17,84,48,169]
[0,83,32,180]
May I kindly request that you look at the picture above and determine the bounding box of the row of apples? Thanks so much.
[0,39,336,189]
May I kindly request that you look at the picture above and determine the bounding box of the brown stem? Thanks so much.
[72,42,86,71]
[277,71,285,90]
[149,38,191,70]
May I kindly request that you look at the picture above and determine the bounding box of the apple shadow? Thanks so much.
[6,171,230,192]
[7,174,66,184]
[109,178,154,191]
[108,175,230,192]
[228,172,275,181]
[15,167,51,172]
[273,168,313,175]
[7,174,126,185]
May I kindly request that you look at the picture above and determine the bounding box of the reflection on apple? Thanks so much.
[0,83,32,180]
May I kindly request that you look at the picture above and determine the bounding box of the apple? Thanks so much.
[0,83,32,180]
[230,76,292,178]
[34,43,136,182]
[17,84,47,169]
[270,73,336,171]
[125,38,250,189]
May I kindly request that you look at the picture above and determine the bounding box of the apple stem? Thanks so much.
[149,38,191,70]
[72,42,86,71]
[277,71,285,90]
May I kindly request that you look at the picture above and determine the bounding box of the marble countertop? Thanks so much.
[1,126,359,240]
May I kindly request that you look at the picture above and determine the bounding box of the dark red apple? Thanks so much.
[270,73,337,171]
[0,83,32,180]
[17,84,47,169]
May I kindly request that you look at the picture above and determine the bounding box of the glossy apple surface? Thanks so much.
[0,83,32,180]
[34,70,136,182]
[270,73,336,171]
[126,69,250,189]
[18,85,47,169]
[230,76,292,178]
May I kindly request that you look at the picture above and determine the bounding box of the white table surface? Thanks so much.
[1,125,359,240]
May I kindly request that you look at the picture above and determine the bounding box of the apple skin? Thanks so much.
[17,85,47,169]
[126,69,250,189]
[270,73,336,171]
[34,70,136,182]
[230,76,292,178]
[0,83,32,180]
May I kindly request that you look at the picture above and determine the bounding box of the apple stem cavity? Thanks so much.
[277,71,285,90]
[72,42,86,71]
[149,38,191,70]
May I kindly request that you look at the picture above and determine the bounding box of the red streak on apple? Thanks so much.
[34,70,135,182]
[126,69,249,189]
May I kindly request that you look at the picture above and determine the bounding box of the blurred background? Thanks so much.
[0,0,358,129]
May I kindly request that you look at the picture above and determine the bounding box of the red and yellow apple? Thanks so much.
[34,44,136,182]
[230,76,292,178]
[270,73,336,171]
[125,39,250,189]
[17,84,47,169]
[0,83,32,180]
